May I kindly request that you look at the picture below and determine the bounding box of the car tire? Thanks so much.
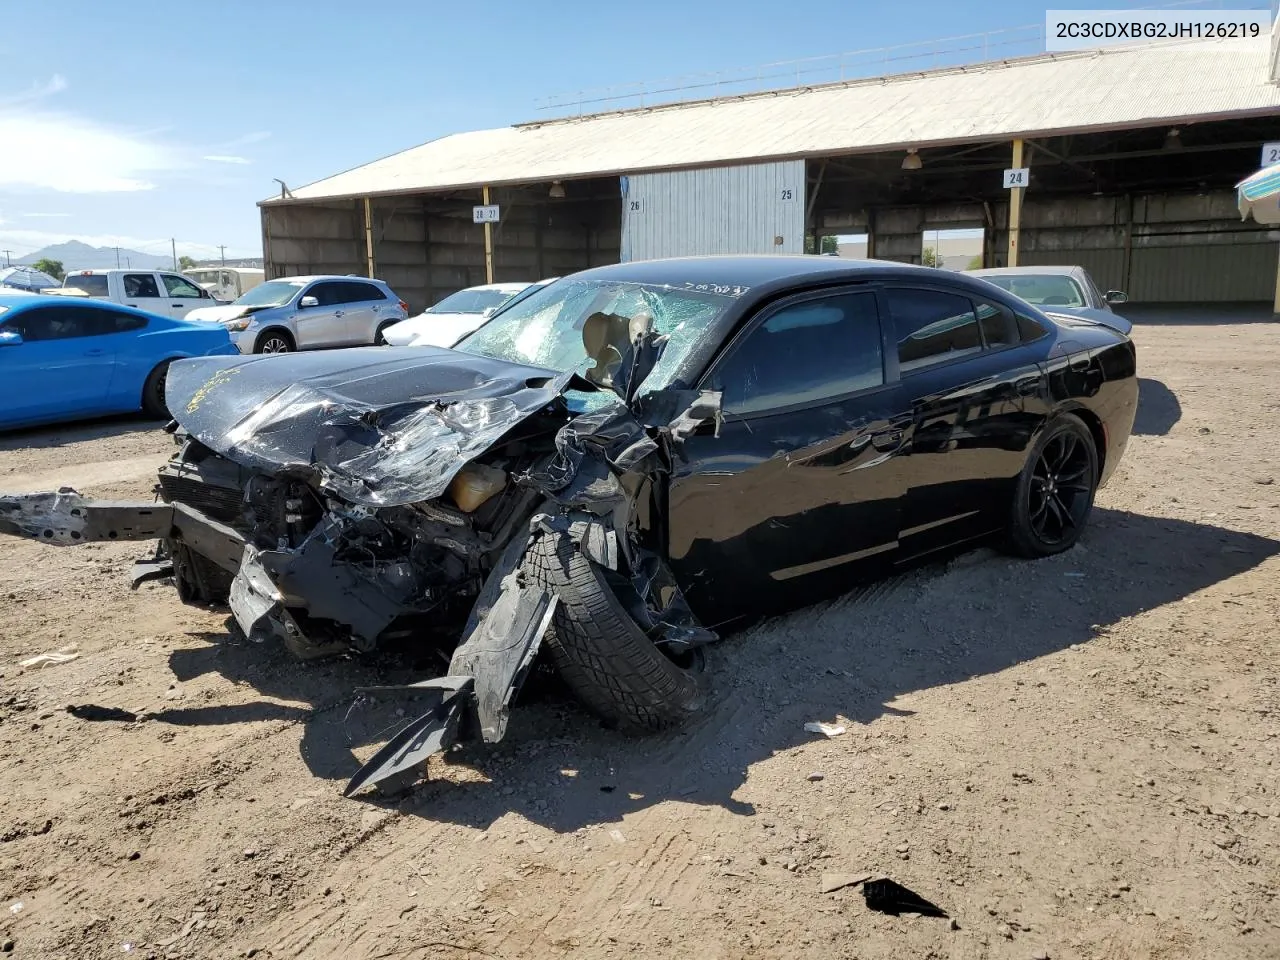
[526,529,705,732]
[1004,413,1099,559]
[374,321,395,345]
[141,361,171,419]
[255,329,294,354]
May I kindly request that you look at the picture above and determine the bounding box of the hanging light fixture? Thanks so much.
[901,148,922,171]
[1163,128,1182,151]
[549,180,566,199]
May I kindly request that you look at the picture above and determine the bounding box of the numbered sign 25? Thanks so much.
[779,188,797,202]
[1003,168,1029,189]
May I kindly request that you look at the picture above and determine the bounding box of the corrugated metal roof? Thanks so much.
[267,38,1280,205]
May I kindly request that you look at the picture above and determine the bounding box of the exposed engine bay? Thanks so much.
[0,313,724,798]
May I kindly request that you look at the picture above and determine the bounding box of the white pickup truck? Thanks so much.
[48,269,219,319]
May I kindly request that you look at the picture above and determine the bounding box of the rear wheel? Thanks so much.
[374,322,394,345]
[526,530,705,732]
[141,361,171,419]
[1004,414,1098,558]
[255,329,294,354]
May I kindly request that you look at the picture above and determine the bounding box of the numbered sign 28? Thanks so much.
[472,205,500,224]
[1003,168,1029,189]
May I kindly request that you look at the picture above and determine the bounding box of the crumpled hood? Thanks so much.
[185,304,254,323]
[165,346,590,507]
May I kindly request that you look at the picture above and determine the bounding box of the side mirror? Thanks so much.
[299,295,319,309]
[0,329,23,346]
[1104,290,1128,305]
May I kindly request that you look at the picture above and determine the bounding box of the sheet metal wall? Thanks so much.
[620,161,806,261]
[848,191,1276,302]
[263,192,620,314]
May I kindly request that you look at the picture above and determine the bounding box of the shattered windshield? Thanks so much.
[454,279,733,393]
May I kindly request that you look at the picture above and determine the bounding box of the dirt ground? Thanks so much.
[1,309,1278,960]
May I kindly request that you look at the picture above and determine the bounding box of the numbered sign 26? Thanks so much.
[1003,168,1029,189]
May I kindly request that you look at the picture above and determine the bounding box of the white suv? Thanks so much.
[185,276,408,354]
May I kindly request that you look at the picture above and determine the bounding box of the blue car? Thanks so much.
[0,295,239,431]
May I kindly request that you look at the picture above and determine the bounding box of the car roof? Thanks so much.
[0,294,154,317]
[266,275,389,284]
[454,282,531,293]
[572,255,972,288]
[967,265,1083,278]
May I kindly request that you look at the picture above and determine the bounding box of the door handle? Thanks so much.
[126,303,138,307]
[1014,376,1041,397]
[172,303,183,308]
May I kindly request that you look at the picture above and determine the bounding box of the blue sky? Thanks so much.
[0,0,1265,260]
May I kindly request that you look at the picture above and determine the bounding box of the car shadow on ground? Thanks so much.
[1133,378,1181,436]
[138,506,1277,833]
[0,415,163,452]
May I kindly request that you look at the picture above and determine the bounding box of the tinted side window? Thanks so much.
[85,307,147,334]
[124,274,160,298]
[3,306,94,341]
[308,282,342,307]
[710,292,884,415]
[884,288,982,374]
[974,300,1018,348]
[1016,311,1049,342]
[341,281,386,303]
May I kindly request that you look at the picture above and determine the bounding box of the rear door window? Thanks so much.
[974,299,1018,348]
[123,273,160,298]
[708,291,884,415]
[884,288,984,374]
[338,280,386,304]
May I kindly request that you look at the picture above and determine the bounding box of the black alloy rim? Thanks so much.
[1029,430,1092,544]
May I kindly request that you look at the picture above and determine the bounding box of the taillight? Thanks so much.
[398,299,409,313]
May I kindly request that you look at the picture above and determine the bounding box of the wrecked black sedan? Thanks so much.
[0,256,1137,794]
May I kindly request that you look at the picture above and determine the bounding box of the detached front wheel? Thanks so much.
[1005,413,1098,558]
[527,531,705,732]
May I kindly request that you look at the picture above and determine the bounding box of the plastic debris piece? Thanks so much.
[804,721,847,738]
[820,873,871,894]
[19,647,79,669]
[863,878,948,917]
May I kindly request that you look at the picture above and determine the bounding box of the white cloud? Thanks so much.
[203,155,251,165]
[0,76,183,193]
[0,74,68,107]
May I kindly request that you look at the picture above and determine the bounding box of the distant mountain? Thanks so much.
[16,240,172,271]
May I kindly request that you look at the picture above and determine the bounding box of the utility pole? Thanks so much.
[218,245,227,268]
[171,238,178,271]
[1,250,11,267]
[115,246,121,268]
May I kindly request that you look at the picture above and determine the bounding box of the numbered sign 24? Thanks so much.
[1003,168,1029,189]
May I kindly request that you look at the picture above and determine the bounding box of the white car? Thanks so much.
[381,280,555,348]
[48,269,219,319]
